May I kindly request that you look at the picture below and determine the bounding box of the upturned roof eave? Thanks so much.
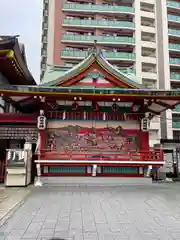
[40,47,142,89]
[0,36,36,85]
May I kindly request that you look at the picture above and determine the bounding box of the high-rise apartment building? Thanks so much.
[41,0,180,145]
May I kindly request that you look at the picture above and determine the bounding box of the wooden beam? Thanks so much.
[155,100,174,109]
[0,113,37,123]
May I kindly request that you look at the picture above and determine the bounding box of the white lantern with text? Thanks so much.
[37,110,46,130]
[141,118,150,132]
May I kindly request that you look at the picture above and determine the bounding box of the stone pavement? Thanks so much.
[1,181,180,239]
[0,187,30,226]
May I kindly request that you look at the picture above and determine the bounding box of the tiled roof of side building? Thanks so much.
[0,36,36,85]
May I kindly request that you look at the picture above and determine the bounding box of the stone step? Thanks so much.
[41,177,152,187]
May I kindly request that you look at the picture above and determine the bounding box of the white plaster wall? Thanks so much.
[156,0,172,140]
[134,0,142,84]
[141,0,155,3]
[149,130,160,147]
[166,109,173,139]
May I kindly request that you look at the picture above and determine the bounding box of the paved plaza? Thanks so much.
[0,179,180,239]
[0,187,30,226]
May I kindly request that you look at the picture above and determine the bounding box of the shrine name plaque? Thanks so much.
[0,127,38,140]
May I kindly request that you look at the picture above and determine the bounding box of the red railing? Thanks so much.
[39,150,164,164]
[47,111,139,121]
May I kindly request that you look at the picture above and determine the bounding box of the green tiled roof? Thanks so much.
[41,65,70,85]
[40,47,142,89]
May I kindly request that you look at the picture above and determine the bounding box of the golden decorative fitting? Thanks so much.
[7,50,14,59]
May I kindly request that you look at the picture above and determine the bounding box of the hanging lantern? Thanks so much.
[112,103,119,112]
[63,111,66,120]
[93,102,100,111]
[83,111,86,120]
[141,117,150,132]
[37,110,46,130]
[132,104,140,112]
[72,101,78,111]
[103,112,106,121]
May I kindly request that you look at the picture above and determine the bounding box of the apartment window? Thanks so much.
[43,23,48,29]
[140,2,154,13]
[173,131,180,140]
[141,32,155,42]
[43,36,47,43]
[66,32,75,35]
[142,63,156,73]
[141,17,155,27]
[142,47,156,57]
[42,64,46,70]
[142,79,157,89]
[42,49,47,56]
[43,9,48,16]
[65,63,74,67]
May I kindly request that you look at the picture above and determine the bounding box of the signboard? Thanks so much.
[0,127,38,140]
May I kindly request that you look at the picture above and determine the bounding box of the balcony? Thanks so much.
[172,105,180,112]
[172,121,180,128]
[167,1,180,9]
[169,57,180,65]
[169,43,180,51]
[63,3,135,14]
[168,28,180,36]
[168,14,180,23]
[61,50,136,61]
[170,72,180,80]
[47,111,138,121]
[62,19,135,30]
[117,68,136,74]
[61,35,135,45]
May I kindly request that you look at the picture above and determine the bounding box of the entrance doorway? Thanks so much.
[31,143,38,183]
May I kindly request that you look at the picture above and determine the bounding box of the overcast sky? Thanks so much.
[0,1,42,83]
